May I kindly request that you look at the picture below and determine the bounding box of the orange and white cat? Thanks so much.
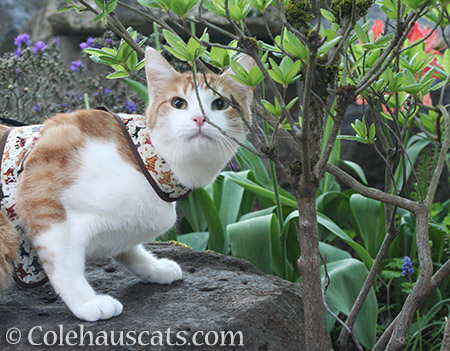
[0,48,254,321]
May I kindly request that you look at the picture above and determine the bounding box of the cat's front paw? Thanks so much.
[143,259,182,285]
[72,295,123,322]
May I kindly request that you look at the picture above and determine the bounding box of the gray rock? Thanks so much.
[0,0,42,54]
[0,243,305,350]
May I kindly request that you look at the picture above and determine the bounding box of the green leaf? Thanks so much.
[124,78,149,104]
[354,22,369,44]
[105,0,118,14]
[126,50,138,70]
[437,49,450,75]
[137,0,166,9]
[318,36,342,56]
[56,6,74,13]
[317,213,374,269]
[196,188,226,253]
[235,141,272,187]
[162,29,187,60]
[320,8,335,22]
[340,160,368,185]
[219,173,245,228]
[350,194,385,257]
[322,259,377,349]
[106,71,130,79]
[227,214,281,275]
[177,232,209,251]
[319,241,351,263]
[94,0,105,10]
[227,172,298,208]
[97,55,121,65]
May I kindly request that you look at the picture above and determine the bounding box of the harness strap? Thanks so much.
[0,127,14,201]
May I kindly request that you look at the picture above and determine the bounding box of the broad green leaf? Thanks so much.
[394,135,432,190]
[322,259,377,349]
[227,172,298,208]
[228,214,281,275]
[317,213,374,269]
[319,241,351,263]
[178,190,207,232]
[350,194,385,257]
[219,173,245,227]
[177,232,209,251]
[196,188,226,253]
[235,141,272,187]
[124,78,149,104]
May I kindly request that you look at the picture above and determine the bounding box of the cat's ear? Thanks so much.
[145,47,180,103]
[222,54,256,101]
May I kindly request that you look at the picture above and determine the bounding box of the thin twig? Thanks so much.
[320,253,364,351]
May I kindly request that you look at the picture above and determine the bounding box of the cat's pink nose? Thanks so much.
[193,115,205,127]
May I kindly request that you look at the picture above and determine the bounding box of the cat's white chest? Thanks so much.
[61,139,177,258]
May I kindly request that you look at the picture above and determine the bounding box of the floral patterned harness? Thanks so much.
[0,109,190,288]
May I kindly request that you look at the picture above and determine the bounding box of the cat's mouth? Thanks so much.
[187,130,213,141]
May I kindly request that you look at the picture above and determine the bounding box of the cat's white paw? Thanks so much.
[72,295,123,322]
[142,259,182,285]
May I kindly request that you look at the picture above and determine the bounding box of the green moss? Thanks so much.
[286,0,314,29]
[330,0,374,23]
[261,145,277,159]
[335,84,356,115]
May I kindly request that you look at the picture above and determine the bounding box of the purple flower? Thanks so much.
[53,37,60,45]
[32,103,42,112]
[86,37,95,46]
[79,42,89,50]
[14,48,23,57]
[135,36,140,43]
[105,38,113,46]
[126,100,137,113]
[32,41,46,55]
[104,88,112,94]
[14,33,31,48]
[70,60,85,72]
[401,256,414,276]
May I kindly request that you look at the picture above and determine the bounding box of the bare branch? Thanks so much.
[325,163,420,213]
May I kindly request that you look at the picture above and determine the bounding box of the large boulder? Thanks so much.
[0,243,306,350]
[0,0,42,54]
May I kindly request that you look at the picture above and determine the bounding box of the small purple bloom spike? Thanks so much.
[104,88,112,94]
[79,42,89,50]
[32,103,42,112]
[105,38,113,46]
[32,41,46,55]
[70,60,85,72]
[126,100,137,113]
[14,33,31,48]
[14,48,23,57]
[401,256,414,276]
[86,37,95,46]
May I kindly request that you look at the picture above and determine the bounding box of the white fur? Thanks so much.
[33,140,180,322]
[31,49,252,322]
[150,85,246,188]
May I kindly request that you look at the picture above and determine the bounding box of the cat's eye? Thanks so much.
[211,98,229,111]
[171,97,187,110]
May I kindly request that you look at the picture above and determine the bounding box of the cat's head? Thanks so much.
[144,47,254,188]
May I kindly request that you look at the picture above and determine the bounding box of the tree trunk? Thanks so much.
[296,179,327,351]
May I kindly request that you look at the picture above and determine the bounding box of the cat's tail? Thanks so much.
[0,211,18,295]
